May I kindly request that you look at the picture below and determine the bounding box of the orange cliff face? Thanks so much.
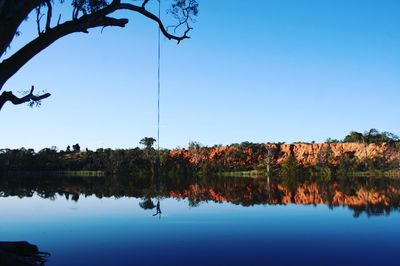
[278,142,400,165]
[168,142,400,168]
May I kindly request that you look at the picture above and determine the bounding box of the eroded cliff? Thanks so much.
[169,142,400,168]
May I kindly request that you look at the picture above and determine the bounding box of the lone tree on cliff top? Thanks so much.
[0,0,198,110]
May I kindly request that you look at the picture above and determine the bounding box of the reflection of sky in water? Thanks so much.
[1,195,399,266]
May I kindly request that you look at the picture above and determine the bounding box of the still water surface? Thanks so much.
[0,175,399,265]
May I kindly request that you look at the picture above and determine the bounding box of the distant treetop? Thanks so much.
[341,129,399,144]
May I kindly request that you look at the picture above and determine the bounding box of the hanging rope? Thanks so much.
[155,0,162,219]
[157,0,161,161]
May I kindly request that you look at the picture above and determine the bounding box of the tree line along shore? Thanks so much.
[1,129,399,178]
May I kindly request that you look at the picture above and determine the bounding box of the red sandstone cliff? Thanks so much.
[278,142,399,165]
[169,142,400,168]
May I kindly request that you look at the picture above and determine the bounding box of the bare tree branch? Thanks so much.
[45,0,52,31]
[0,86,51,110]
[118,3,191,43]
[57,13,62,26]
[142,0,150,8]
[36,6,44,35]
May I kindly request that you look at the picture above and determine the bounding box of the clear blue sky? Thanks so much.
[1,0,399,151]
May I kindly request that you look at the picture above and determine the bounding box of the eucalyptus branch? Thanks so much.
[0,86,51,110]
[0,0,198,110]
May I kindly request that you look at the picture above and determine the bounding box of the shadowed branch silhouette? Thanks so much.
[0,86,51,110]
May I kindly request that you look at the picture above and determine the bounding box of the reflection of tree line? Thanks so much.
[1,174,399,217]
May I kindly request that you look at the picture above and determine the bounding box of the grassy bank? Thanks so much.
[1,170,105,177]
[220,170,268,177]
[220,169,400,178]
[347,170,400,178]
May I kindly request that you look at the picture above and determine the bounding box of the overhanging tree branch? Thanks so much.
[0,1,194,88]
[0,0,198,110]
[0,11,129,87]
[118,3,192,43]
[0,86,51,110]
[0,0,43,57]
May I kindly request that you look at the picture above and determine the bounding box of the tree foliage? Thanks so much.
[343,129,399,144]
[140,137,156,150]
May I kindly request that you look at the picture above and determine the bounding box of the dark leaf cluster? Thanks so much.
[72,0,109,15]
[343,128,399,144]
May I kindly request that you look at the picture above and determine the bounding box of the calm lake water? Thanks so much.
[0,174,399,265]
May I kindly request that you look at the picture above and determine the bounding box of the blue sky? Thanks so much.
[1,0,399,151]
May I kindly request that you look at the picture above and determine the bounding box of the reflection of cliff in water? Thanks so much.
[1,174,399,217]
